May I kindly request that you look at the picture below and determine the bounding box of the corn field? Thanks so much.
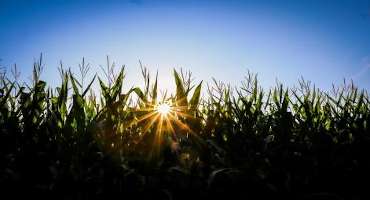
[1,58,370,200]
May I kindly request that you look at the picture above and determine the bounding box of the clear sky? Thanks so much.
[1,0,370,93]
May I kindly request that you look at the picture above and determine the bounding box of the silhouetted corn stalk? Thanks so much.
[0,58,369,199]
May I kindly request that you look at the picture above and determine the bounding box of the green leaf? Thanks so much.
[82,74,97,97]
[69,73,81,96]
[58,73,69,107]
[133,87,147,103]
[174,69,188,107]
[111,67,125,101]
[99,77,110,103]
[190,81,202,110]
[152,71,158,105]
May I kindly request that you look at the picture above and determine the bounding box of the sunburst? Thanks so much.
[132,100,197,157]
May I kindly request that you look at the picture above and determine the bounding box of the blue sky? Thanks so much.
[1,0,370,92]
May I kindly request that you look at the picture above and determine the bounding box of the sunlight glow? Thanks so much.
[156,103,171,116]
[131,99,201,159]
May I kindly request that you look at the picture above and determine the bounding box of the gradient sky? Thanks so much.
[1,0,370,93]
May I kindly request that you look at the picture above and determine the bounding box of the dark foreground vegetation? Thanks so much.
[1,58,370,200]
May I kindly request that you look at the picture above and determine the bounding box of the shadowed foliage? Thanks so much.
[1,59,370,200]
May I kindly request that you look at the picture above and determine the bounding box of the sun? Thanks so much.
[156,102,172,116]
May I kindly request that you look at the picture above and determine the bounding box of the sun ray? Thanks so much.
[142,113,160,133]
[133,99,205,158]
[136,111,157,123]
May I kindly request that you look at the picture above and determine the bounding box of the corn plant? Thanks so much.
[0,58,369,200]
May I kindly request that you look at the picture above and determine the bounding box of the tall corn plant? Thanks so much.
[1,58,370,198]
